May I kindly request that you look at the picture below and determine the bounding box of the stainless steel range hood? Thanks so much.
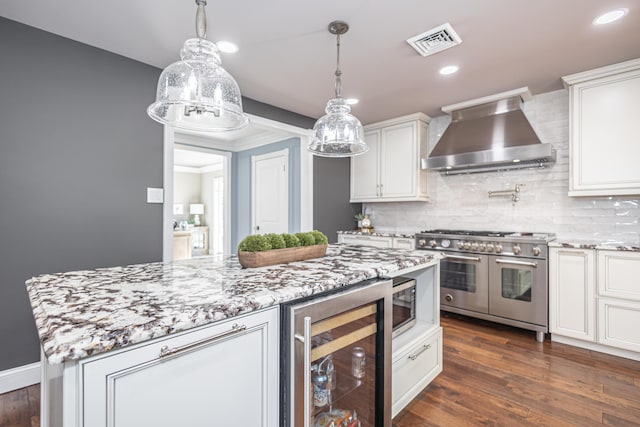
[422,87,555,174]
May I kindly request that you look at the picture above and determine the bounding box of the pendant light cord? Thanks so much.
[334,34,342,98]
[195,0,207,39]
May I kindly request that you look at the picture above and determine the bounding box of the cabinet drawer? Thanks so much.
[392,329,441,416]
[393,237,415,250]
[598,297,640,353]
[598,250,640,301]
[338,234,393,248]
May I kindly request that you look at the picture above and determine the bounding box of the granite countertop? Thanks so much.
[337,230,415,238]
[26,244,440,364]
[549,240,640,252]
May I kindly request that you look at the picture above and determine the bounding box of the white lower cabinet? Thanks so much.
[338,234,393,248]
[550,247,640,360]
[391,327,442,418]
[596,250,640,353]
[338,234,415,249]
[549,248,596,341]
[48,307,279,427]
[392,237,416,250]
[598,297,640,353]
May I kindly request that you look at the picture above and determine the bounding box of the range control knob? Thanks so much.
[463,242,471,250]
[513,245,522,255]
[444,294,454,303]
[429,239,437,248]
[418,239,426,247]
[495,244,503,253]
[457,241,464,249]
[470,243,479,251]
[532,247,541,256]
[478,243,487,251]
[486,244,495,252]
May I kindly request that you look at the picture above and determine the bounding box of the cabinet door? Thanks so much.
[339,234,393,248]
[379,122,417,200]
[350,130,380,201]
[81,308,279,427]
[598,297,640,353]
[597,250,640,302]
[549,248,596,341]
[567,65,640,196]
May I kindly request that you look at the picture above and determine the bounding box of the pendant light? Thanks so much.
[147,0,248,132]
[308,21,367,157]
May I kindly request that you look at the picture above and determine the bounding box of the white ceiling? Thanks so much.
[174,148,223,168]
[2,0,639,125]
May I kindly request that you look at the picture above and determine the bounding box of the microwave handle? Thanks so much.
[294,316,312,427]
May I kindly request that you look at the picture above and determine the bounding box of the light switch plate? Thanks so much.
[147,187,164,204]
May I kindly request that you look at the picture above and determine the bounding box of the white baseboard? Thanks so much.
[0,362,40,394]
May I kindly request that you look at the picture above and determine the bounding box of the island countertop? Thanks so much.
[26,244,440,364]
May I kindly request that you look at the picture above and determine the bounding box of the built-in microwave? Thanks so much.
[392,277,417,337]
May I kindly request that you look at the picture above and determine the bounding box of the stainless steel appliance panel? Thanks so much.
[440,254,489,314]
[488,255,548,326]
[284,279,393,427]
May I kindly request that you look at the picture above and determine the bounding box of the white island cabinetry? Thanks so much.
[350,113,430,202]
[43,307,279,427]
[562,58,640,197]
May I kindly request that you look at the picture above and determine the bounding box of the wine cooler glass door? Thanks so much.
[289,280,392,427]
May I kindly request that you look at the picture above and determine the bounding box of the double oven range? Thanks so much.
[416,229,556,342]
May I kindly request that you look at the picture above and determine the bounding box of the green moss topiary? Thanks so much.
[295,232,316,246]
[281,233,301,248]
[264,233,286,250]
[237,234,272,252]
[310,230,328,245]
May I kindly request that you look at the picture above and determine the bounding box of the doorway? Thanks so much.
[172,145,230,259]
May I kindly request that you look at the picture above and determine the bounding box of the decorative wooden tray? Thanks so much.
[238,244,328,268]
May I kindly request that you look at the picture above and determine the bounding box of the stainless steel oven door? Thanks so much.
[488,256,548,326]
[440,253,489,314]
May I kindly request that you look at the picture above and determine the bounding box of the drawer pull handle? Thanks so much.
[408,344,431,361]
[159,323,247,359]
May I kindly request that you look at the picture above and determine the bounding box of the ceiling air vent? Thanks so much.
[406,23,462,57]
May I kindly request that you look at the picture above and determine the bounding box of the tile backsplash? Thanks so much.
[364,89,640,244]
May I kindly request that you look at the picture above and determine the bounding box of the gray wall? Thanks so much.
[0,17,164,371]
[313,158,362,243]
[0,17,356,372]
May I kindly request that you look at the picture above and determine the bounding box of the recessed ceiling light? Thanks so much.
[216,40,239,53]
[593,9,628,25]
[439,65,459,75]
[345,98,359,105]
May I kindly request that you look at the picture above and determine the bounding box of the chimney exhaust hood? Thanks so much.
[422,87,555,174]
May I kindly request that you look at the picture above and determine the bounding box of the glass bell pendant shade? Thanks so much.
[309,97,368,157]
[147,38,249,132]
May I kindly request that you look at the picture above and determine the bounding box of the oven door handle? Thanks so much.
[495,258,538,268]
[443,254,482,262]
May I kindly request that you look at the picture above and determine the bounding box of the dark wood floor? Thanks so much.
[394,313,640,426]
[1,314,639,426]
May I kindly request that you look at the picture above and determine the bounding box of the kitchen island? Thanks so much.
[27,244,441,427]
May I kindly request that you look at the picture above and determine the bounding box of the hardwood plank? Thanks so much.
[395,313,640,427]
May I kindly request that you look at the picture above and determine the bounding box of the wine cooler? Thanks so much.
[281,279,392,427]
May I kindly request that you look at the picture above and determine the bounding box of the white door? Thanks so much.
[252,149,289,234]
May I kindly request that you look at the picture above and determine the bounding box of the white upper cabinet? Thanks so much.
[562,58,640,197]
[351,113,430,202]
